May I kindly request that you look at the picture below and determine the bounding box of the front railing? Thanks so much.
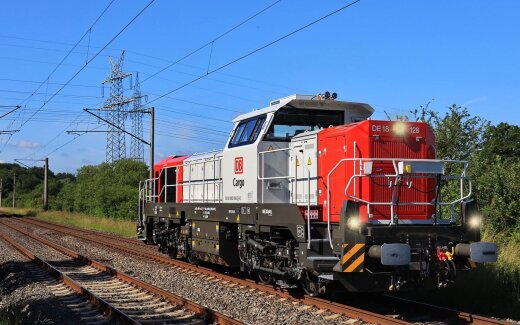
[325,157,471,248]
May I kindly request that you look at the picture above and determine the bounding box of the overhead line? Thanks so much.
[18,0,117,107]
[141,0,281,84]
[0,1,117,148]
[11,0,156,133]
[143,91,244,113]
[0,0,118,153]
[0,89,101,99]
[0,77,101,89]
[0,105,21,119]
[149,0,362,105]
[0,29,308,94]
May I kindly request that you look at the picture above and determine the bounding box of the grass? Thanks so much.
[0,208,136,238]
[0,207,37,217]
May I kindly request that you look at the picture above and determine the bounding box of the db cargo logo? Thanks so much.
[234,157,243,174]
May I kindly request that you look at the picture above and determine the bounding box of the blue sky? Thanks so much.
[0,0,518,172]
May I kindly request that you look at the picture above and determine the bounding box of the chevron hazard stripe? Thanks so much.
[342,243,365,272]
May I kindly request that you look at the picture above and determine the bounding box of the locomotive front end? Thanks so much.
[316,120,498,291]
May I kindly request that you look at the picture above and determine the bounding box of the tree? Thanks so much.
[55,159,148,219]
[432,104,488,161]
[471,123,520,234]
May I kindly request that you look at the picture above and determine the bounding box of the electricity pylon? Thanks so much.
[102,51,134,163]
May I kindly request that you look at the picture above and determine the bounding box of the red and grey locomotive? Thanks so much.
[137,94,497,295]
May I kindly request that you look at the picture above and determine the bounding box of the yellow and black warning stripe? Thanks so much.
[341,243,365,272]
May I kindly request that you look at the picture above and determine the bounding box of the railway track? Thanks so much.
[9,216,514,325]
[0,219,241,325]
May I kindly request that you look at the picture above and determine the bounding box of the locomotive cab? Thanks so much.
[221,94,374,205]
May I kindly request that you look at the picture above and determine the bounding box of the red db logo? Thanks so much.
[234,157,243,174]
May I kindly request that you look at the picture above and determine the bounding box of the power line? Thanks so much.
[38,119,223,162]
[140,0,281,85]
[18,0,155,129]
[142,91,244,114]
[0,18,309,95]
[0,55,107,71]
[12,93,233,161]
[17,0,117,107]
[0,42,114,59]
[0,89,101,99]
[0,77,101,89]
[0,105,21,119]
[1,0,156,154]
[0,0,117,151]
[148,0,362,105]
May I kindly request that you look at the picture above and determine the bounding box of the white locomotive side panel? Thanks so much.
[290,131,318,206]
[182,151,223,203]
[222,143,259,203]
[258,141,291,204]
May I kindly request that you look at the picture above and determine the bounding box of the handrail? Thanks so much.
[326,157,471,249]
[153,155,223,204]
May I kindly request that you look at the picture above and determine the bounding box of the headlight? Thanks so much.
[468,215,481,229]
[347,217,360,230]
[392,122,406,136]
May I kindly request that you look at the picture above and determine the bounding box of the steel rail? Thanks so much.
[382,295,512,325]
[1,219,241,325]
[14,217,411,325]
[19,216,150,246]
[0,229,135,324]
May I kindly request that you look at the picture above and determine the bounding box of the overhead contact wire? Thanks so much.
[140,0,282,84]
[148,0,362,104]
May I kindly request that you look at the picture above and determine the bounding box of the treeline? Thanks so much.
[0,159,147,219]
[0,163,75,209]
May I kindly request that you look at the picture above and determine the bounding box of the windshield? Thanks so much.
[229,115,266,147]
[263,107,344,141]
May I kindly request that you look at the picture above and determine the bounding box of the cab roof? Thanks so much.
[232,94,374,123]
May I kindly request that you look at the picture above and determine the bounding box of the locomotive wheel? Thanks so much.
[167,246,178,259]
[187,254,199,265]
[302,272,320,297]
[256,270,273,285]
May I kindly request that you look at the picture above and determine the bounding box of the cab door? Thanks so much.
[318,133,347,223]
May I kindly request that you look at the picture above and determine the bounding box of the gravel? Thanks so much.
[0,231,85,325]
[10,219,360,325]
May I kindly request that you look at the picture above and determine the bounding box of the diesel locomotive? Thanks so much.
[137,93,497,295]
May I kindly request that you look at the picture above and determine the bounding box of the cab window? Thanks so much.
[263,107,344,142]
[229,115,266,147]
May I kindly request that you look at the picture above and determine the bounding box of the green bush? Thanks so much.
[55,159,148,219]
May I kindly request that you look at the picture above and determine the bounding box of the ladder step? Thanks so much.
[318,274,334,280]
[306,256,339,261]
